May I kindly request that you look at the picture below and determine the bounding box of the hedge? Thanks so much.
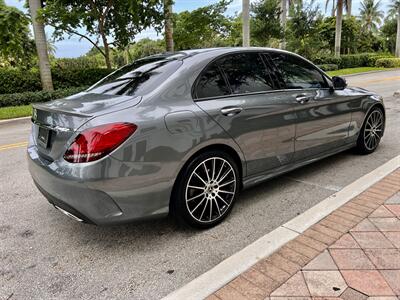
[0,67,112,94]
[313,53,393,69]
[317,64,339,71]
[0,86,88,108]
[375,58,400,68]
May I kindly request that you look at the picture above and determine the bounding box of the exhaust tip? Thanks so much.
[54,205,83,222]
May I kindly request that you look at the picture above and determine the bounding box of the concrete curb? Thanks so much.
[342,68,400,78]
[163,154,400,300]
[0,116,31,125]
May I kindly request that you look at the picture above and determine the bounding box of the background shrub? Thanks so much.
[51,68,112,89]
[0,86,87,108]
[375,58,400,68]
[313,56,341,66]
[0,67,112,94]
[51,56,106,69]
[317,64,339,71]
[313,53,393,69]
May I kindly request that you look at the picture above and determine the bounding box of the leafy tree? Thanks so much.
[127,38,165,61]
[360,0,384,33]
[319,16,362,54]
[226,14,243,46]
[85,46,106,57]
[0,0,35,67]
[381,17,398,54]
[41,0,165,69]
[251,0,283,47]
[173,0,232,50]
[286,1,323,59]
[357,31,383,52]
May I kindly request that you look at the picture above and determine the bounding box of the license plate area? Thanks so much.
[38,126,51,148]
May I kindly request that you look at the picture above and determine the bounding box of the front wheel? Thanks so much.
[356,107,384,154]
[171,151,240,229]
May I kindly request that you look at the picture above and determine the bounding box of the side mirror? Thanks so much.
[332,76,347,90]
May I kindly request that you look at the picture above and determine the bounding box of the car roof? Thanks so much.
[140,47,292,62]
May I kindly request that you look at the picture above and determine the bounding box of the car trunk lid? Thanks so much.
[31,92,141,161]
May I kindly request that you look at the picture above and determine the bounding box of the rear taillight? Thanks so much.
[64,122,137,163]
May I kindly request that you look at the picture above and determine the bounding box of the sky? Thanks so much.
[4,0,393,58]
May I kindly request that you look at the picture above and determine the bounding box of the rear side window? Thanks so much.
[220,53,274,94]
[88,57,182,97]
[195,64,231,99]
[269,53,328,89]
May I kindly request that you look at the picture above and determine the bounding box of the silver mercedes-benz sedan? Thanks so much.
[28,47,385,228]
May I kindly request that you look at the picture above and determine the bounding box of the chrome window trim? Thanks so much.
[194,88,333,102]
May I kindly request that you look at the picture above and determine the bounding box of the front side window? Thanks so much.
[219,53,274,94]
[269,53,328,89]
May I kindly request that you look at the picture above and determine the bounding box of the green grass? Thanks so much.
[0,104,31,120]
[326,67,389,77]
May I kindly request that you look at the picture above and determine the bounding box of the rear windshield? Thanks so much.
[87,56,183,96]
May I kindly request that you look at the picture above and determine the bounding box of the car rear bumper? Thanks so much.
[27,145,171,225]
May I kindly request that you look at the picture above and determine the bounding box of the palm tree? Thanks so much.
[347,0,352,16]
[164,0,174,52]
[243,0,250,46]
[360,0,384,33]
[28,0,53,91]
[280,0,287,48]
[326,0,351,57]
[327,0,351,17]
[389,0,400,57]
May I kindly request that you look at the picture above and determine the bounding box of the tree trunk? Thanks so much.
[335,0,343,57]
[242,0,250,47]
[28,0,53,91]
[396,6,400,58]
[279,0,287,49]
[100,32,112,70]
[331,1,335,17]
[164,0,174,52]
[346,0,351,16]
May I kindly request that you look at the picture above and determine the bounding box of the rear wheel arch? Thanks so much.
[169,144,244,213]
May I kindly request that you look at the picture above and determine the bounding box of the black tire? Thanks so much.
[355,107,384,155]
[171,150,240,229]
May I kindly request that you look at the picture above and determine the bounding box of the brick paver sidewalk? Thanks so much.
[207,169,400,300]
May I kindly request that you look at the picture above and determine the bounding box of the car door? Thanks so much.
[267,52,353,162]
[194,51,297,176]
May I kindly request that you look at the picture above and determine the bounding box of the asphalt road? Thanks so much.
[1,70,399,300]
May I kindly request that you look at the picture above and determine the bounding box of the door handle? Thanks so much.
[221,106,243,116]
[295,94,311,104]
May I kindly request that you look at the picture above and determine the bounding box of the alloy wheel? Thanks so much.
[363,110,383,151]
[185,157,237,223]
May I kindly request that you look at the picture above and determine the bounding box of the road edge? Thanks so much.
[162,154,400,300]
[341,68,400,78]
[0,116,31,125]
